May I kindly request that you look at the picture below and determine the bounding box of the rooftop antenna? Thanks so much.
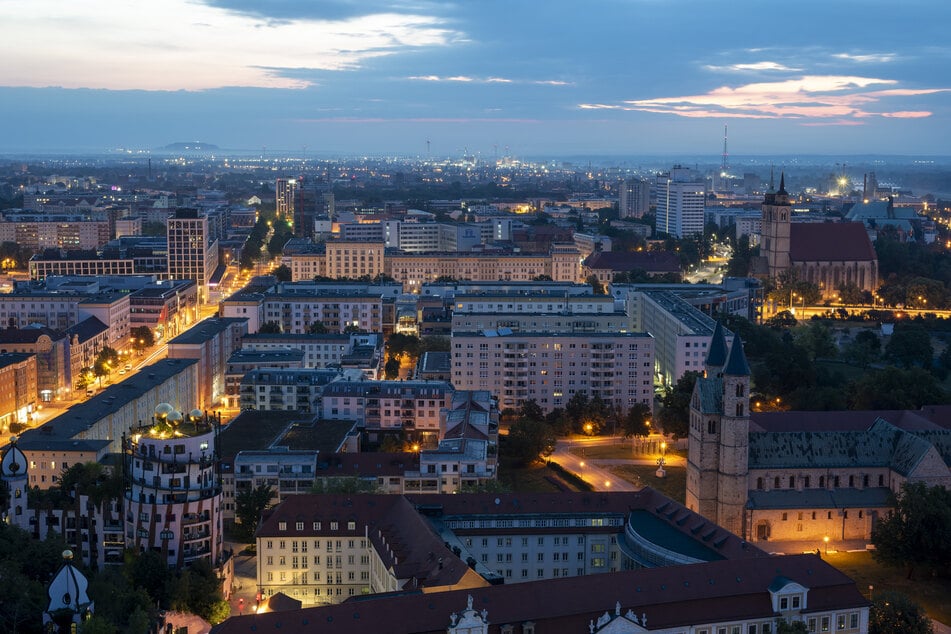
[721,124,729,173]
[426,139,431,158]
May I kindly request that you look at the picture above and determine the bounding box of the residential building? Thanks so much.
[320,380,453,437]
[0,213,111,253]
[167,317,249,410]
[0,326,71,402]
[276,178,298,219]
[17,358,199,486]
[239,368,341,413]
[123,407,223,568]
[324,241,385,279]
[581,251,681,287]
[216,551,869,634]
[450,330,654,414]
[129,279,199,340]
[0,353,38,431]
[655,166,706,238]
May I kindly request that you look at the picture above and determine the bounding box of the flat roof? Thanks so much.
[168,317,247,345]
[218,410,318,460]
[276,419,357,453]
[18,358,199,443]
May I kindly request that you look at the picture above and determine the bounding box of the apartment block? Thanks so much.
[451,330,654,414]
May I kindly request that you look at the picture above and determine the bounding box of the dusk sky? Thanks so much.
[2,0,949,157]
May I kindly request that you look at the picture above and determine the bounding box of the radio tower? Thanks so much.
[721,124,729,174]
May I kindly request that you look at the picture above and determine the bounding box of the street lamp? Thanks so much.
[584,422,594,436]
[823,535,829,554]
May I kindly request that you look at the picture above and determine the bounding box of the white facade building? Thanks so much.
[655,166,706,238]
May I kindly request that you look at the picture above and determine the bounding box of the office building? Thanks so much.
[618,177,650,219]
[167,208,220,304]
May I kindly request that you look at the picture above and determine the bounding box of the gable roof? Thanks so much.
[583,251,681,275]
[789,223,876,263]
[212,554,865,634]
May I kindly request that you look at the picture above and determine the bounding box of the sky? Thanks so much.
[1,0,950,157]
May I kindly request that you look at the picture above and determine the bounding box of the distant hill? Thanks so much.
[161,141,219,151]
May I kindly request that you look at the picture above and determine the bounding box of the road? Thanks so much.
[548,437,648,492]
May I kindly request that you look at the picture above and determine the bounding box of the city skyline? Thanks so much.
[1,0,950,156]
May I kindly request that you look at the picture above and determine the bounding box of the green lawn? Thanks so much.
[822,550,951,626]
[607,464,686,503]
[500,461,582,493]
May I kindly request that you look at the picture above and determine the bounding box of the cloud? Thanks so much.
[704,61,802,72]
[579,75,948,124]
[406,75,568,86]
[0,0,460,90]
[833,52,897,63]
[293,117,542,124]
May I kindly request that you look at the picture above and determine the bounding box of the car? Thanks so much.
[124,363,132,371]
[118,369,126,375]
[86,389,95,397]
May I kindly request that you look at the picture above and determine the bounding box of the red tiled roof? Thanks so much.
[213,554,867,634]
[583,250,681,274]
[789,223,876,263]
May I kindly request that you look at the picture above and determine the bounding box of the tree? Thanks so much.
[93,346,120,385]
[657,371,701,439]
[776,621,810,634]
[848,366,946,410]
[272,264,292,281]
[621,403,652,438]
[586,274,605,295]
[792,322,836,361]
[871,482,951,579]
[307,321,329,334]
[518,399,545,423]
[258,320,282,334]
[885,323,933,369]
[234,484,274,541]
[869,592,934,634]
[844,329,881,367]
[75,366,94,391]
[315,477,380,494]
[130,326,154,353]
[505,417,556,466]
[384,357,401,379]
[79,616,118,634]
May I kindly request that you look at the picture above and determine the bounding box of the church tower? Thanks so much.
[686,322,729,520]
[1,436,30,531]
[761,172,792,280]
[715,338,750,537]
[686,327,751,538]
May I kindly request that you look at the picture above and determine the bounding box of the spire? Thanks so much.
[705,321,729,370]
[723,337,751,377]
[777,171,788,196]
[768,166,775,193]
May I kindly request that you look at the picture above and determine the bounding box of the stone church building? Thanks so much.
[686,323,951,545]
[757,174,879,297]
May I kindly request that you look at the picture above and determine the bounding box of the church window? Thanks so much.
[789,476,795,488]
[757,478,763,490]
[735,403,744,416]
[774,477,780,489]
[819,476,825,488]
[804,476,810,488]
[735,384,744,397]
[707,420,717,434]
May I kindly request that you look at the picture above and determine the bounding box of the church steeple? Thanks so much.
[723,337,751,377]
[777,172,787,196]
[705,321,729,376]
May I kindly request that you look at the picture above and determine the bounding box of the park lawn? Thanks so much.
[608,464,686,504]
[822,550,951,626]
[501,461,581,493]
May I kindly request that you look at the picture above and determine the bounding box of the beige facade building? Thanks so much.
[325,241,385,279]
[451,330,654,414]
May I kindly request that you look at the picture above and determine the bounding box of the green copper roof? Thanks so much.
[723,337,750,376]
[705,321,728,369]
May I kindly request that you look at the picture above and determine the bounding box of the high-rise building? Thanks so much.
[618,177,650,219]
[654,166,705,238]
[275,177,298,219]
[167,208,219,305]
[293,177,333,239]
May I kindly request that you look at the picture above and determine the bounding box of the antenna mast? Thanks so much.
[721,124,729,173]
